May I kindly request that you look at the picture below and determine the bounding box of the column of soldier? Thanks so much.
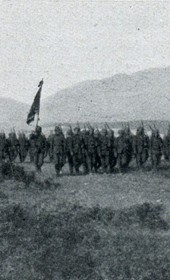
[0,123,169,175]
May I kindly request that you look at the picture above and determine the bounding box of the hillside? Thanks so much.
[0,97,29,131]
[41,66,170,124]
[1,66,170,131]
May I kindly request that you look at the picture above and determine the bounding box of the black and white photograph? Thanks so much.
[0,1,170,279]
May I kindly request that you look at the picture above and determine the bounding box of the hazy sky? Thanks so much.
[1,0,170,104]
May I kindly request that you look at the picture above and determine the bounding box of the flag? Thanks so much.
[26,80,43,125]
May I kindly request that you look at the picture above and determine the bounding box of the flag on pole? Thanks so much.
[26,79,43,125]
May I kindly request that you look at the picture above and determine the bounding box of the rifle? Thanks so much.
[148,125,154,136]
[127,122,131,133]
[87,122,91,130]
[88,122,93,130]
[69,124,73,132]
[105,122,111,130]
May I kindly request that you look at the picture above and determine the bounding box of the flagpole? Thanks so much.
[36,113,39,129]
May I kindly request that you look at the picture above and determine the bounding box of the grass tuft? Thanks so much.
[0,201,169,280]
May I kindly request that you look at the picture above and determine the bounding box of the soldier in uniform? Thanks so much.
[124,125,133,167]
[28,130,36,163]
[107,129,117,173]
[7,131,19,162]
[150,129,163,170]
[65,128,74,174]
[72,127,83,174]
[86,127,97,173]
[80,128,89,174]
[0,132,7,162]
[53,126,66,176]
[133,126,149,168]
[163,127,170,160]
[98,128,110,173]
[34,126,46,172]
[115,129,125,172]
[93,128,101,172]
[115,129,132,172]
[18,132,29,163]
[47,130,54,162]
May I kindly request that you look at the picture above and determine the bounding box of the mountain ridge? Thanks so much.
[40,66,170,123]
[1,66,170,130]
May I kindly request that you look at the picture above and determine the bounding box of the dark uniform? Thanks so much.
[98,128,110,173]
[29,131,36,163]
[65,129,74,174]
[18,132,29,163]
[115,129,132,172]
[150,130,163,170]
[108,129,117,172]
[72,127,83,174]
[163,129,170,160]
[80,129,89,174]
[93,129,101,172]
[53,126,66,176]
[133,127,149,168]
[124,127,133,167]
[47,131,54,162]
[7,132,19,162]
[34,126,46,172]
[0,132,7,162]
[86,128,97,173]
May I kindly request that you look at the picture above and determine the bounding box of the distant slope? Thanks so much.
[1,66,170,131]
[0,97,29,130]
[41,66,170,124]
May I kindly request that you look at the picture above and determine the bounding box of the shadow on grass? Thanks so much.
[0,162,60,189]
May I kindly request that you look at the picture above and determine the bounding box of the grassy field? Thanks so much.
[0,161,170,280]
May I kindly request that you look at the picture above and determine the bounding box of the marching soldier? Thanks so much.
[115,129,132,172]
[163,127,170,160]
[72,127,83,174]
[115,130,125,172]
[0,132,7,163]
[65,128,74,174]
[150,129,163,170]
[107,129,117,173]
[53,126,66,176]
[133,126,149,168]
[47,130,54,162]
[98,128,110,173]
[80,128,89,174]
[34,126,46,172]
[93,128,101,172]
[18,132,29,163]
[86,127,96,173]
[124,125,133,167]
[29,130,36,163]
[7,131,19,162]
